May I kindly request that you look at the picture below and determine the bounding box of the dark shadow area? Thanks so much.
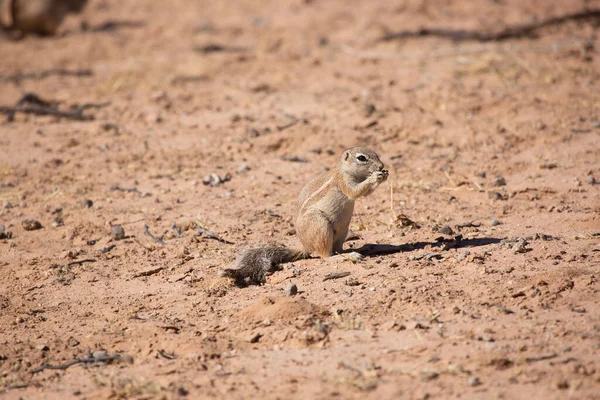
[354,237,502,258]
[88,20,146,32]
[380,9,600,42]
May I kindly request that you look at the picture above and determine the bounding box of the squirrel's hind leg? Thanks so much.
[296,210,334,258]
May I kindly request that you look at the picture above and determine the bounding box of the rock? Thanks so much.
[556,380,569,390]
[92,350,108,359]
[284,283,298,296]
[77,199,94,208]
[492,176,506,186]
[438,225,454,235]
[512,242,528,254]
[0,225,12,240]
[468,376,481,387]
[420,370,439,381]
[203,173,232,187]
[587,176,597,185]
[458,250,470,260]
[490,219,501,227]
[236,163,250,174]
[481,333,494,342]
[110,225,126,240]
[22,219,42,231]
[344,278,360,287]
[361,103,376,118]
[249,332,263,343]
[488,191,504,200]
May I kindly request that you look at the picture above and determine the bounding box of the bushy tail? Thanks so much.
[220,246,310,286]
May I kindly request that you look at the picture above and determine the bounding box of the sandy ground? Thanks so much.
[1,0,599,398]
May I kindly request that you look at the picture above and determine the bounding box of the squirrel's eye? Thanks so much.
[356,155,367,162]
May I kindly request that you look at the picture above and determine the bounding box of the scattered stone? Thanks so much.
[249,332,263,343]
[236,163,250,174]
[361,103,376,118]
[110,225,126,240]
[481,333,495,342]
[532,233,555,241]
[438,225,454,235]
[203,173,232,187]
[386,321,406,331]
[388,262,399,268]
[284,283,298,296]
[475,171,486,178]
[344,278,361,287]
[539,162,558,169]
[457,250,470,260]
[492,175,506,186]
[488,191,504,200]
[22,219,42,231]
[490,219,501,227]
[556,380,569,390]
[52,216,64,228]
[587,176,597,185]
[468,376,482,387]
[409,321,430,330]
[0,225,12,239]
[489,358,513,370]
[77,199,93,208]
[92,350,108,359]
[420,370,439,381]
[512,242,527,254]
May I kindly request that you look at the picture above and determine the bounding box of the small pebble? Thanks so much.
[110,225,126,240]
[0,225,11,239]
[512,242,528,254]
[490,219,501,227]
[92,350,108,359]
[420,370,439,381]
[236,163,250,174]
[361,103,376,118]
[284,283,298,296]
[77,199,94,208]
[249,332,263,343]
[439,225,454,235]
[481,333,494,342]
[587,176,597,185]
[556,380,569,390]
[493,176,506,187]
[22,219,42,231]
[488,191,504,200]
[468,376,481,387]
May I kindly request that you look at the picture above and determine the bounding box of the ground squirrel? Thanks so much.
[1,0,87,37]
[221,147,388,286]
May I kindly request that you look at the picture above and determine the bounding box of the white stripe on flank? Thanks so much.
[300,177,334,212]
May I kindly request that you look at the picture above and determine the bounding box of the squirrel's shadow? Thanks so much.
[353,237,501,258]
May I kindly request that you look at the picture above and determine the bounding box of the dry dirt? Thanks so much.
[1,0,599,399]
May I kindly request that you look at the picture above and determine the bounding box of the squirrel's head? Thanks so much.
[340,147,385,182]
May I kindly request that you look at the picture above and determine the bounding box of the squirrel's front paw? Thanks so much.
[372,169,388,183]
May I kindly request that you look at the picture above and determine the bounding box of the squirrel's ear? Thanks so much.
[344,151,349,161]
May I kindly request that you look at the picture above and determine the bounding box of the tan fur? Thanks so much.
[1,0,87,36]
[221,147,388,286]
